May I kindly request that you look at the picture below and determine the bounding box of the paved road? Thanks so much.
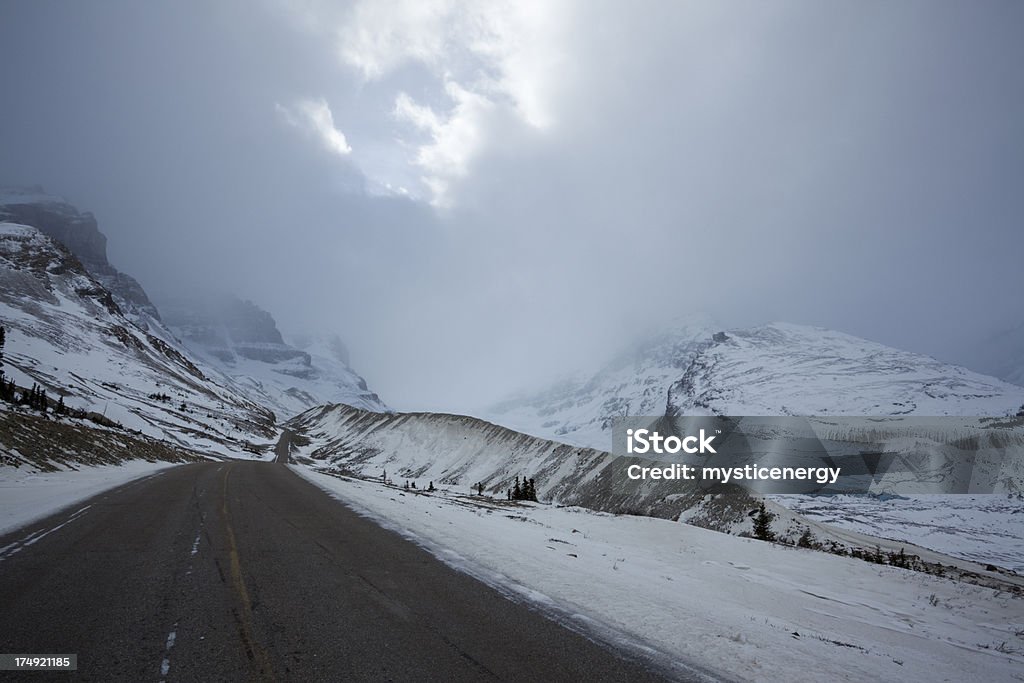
[0,462,675,682]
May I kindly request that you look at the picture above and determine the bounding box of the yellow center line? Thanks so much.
[221,464,276,682]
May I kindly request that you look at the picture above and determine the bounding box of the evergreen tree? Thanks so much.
[752,503,776,542]
[512,476,521,500]
[427,481,435,492]
[56,394,66,415]
[39,388,47,412]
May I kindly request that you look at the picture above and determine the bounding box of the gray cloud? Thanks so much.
[1,0,1022,413]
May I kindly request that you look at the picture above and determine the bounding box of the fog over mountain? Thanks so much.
[2,1,1022,412]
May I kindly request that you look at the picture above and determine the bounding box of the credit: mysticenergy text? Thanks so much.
[624,428,841,485]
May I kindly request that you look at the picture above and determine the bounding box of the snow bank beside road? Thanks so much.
[0,461,178,535]
[296,466,1024,683]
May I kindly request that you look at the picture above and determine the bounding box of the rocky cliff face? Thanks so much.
[0,221,276,454]
[159,296,305,364]
[0,187,161,327]
[158,294,388,418]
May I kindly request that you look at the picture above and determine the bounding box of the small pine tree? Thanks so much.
[753,503,776,542]
[528,478,537,502]
[797,528,815,548]
[512,476,521,500]
[56,394,65,415]
[427,481,435,492]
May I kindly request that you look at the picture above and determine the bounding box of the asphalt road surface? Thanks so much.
[0,461,676,682]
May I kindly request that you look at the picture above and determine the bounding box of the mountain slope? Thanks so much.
[158,296,388,419]
[488,315,718,448]
[489,320,1024,450]
[0,222,275,455]
[669,322,1024,416]
[0,187,387,425]
[285,401,1024,573]
[285,402,755,530]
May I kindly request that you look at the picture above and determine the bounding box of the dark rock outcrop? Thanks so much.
[0,187,162,326]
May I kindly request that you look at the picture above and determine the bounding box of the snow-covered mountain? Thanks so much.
[488,314,719,449]
[157,295,387,419]
[0,221,276,454]
[488,318,1024,450]
[0,187,387,427]
[668,322,1024,415]
[0,187,163,329]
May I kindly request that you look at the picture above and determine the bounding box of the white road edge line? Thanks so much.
[0,505,93,560]
[160,624,177,680]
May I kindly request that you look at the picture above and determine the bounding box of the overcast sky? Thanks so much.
[1,0,1022,412]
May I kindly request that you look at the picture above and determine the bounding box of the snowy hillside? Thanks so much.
[0,222,275,455]
[285,402,1024,568]
[669,322,1024,417]
[284,402,757,530]
[158,295,387,419]
[775,493,1024,574]
[0,188,386,427]
[488,314,719,449]
[489,319,1024,451]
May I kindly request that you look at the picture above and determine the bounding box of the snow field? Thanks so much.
[296,466,1024,683]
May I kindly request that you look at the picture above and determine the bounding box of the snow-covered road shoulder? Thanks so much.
[0,461,180,536]
[294,466,1024,683]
